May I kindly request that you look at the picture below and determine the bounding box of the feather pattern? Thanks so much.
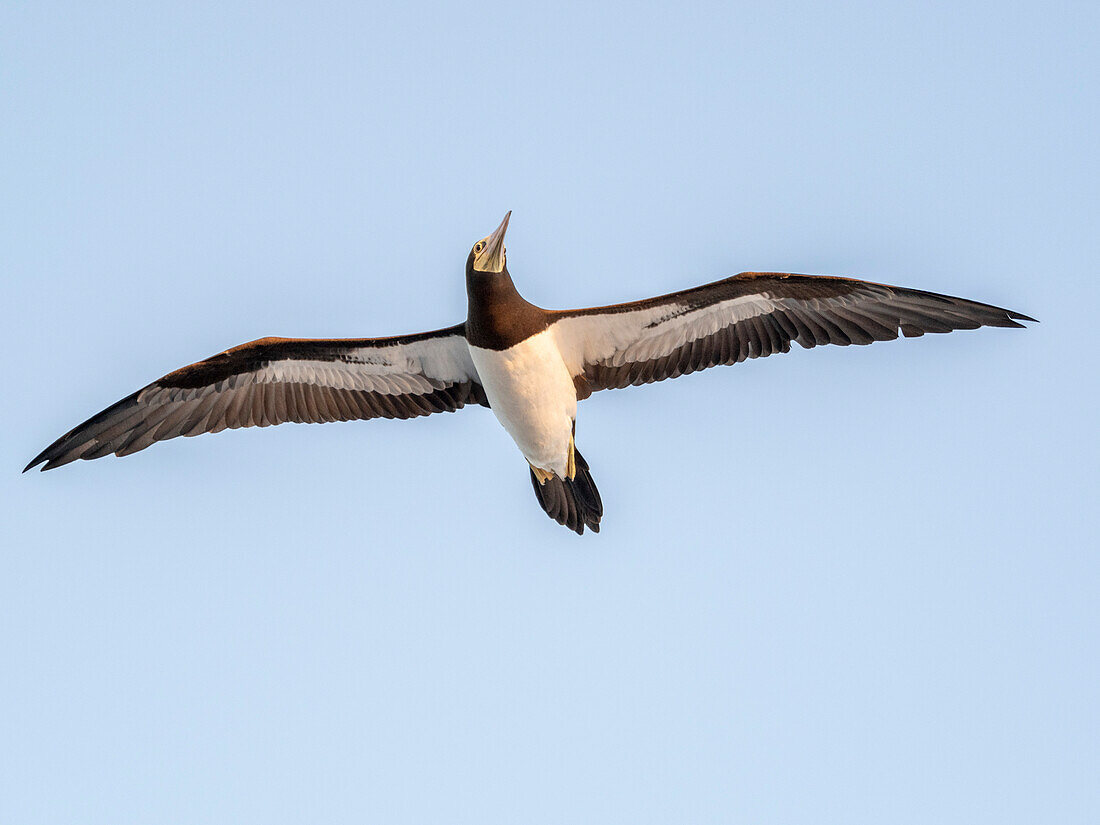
[550,272,1035,391]
[25,326,485,471]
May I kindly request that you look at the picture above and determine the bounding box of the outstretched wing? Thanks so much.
[549,272,1034,392]
[25,325,485,471]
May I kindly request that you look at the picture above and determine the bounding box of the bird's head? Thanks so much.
[467,211,511,275]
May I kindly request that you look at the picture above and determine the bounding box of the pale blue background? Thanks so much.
[2,2,1097,823]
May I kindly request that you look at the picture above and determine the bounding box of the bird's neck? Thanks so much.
[465,268,548,350]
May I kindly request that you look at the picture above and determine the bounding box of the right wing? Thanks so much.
[549,272,1034,392]
[25,325,485,471]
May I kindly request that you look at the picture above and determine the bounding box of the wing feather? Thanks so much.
[25,325,485,471]
[550,272,1034,392]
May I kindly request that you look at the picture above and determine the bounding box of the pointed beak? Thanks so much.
[482,210,511,271]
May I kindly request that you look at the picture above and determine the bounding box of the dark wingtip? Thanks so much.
[24,436,73,473]
[1010,310,1039,324]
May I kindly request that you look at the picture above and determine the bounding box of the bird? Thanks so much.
[25,212,1034,533]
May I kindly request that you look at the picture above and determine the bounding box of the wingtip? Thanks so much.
[24,447,67,473]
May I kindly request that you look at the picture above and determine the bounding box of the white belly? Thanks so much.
[468,329,578,477]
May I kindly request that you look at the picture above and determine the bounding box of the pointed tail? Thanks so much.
[529,446,603,535]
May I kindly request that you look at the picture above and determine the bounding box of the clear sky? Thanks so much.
[2,1,1097,823]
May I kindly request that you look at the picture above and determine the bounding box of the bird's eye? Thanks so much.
[475,242,484,254]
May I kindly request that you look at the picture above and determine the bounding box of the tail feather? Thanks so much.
[529,447,603,535]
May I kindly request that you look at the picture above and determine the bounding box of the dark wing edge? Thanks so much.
[550,272,1036,393]
[25,324,485,472]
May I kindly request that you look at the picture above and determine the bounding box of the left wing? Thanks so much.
[25,326,484,471]
[549,272,1034,392]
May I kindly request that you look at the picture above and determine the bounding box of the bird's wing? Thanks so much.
[549,272,1034,393]
[25,325,485,471]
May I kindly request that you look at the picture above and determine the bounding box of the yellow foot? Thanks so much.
[566,432,576,480]
[530,463,555,485]
[530,433,577,485]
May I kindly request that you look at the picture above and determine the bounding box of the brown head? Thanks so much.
[466,210,511,276]
[464,211,547,349]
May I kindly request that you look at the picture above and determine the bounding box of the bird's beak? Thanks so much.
[479,211,511,273]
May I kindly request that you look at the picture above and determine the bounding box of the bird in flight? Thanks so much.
[26,212,1034,533]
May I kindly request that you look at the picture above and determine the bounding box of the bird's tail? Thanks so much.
[529,446,603,535]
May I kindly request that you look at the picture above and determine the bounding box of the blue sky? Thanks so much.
[2,1,1097,822]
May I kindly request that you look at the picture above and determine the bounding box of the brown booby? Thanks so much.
[25,212,1034,533]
